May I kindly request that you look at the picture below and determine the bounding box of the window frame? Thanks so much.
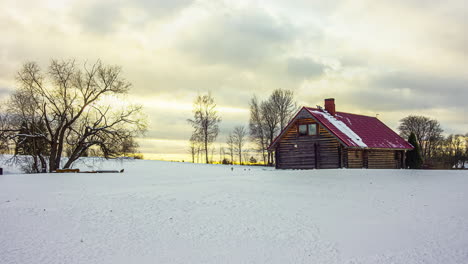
[307,123,318,136]
[297,123,318,137]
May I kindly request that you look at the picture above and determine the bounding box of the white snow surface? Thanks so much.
[311,110,368,147]
[1,158,468,264]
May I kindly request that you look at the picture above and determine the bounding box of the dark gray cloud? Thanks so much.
[179,8,298,67]
[375,71,468,94]
[287,57,325,79]
[348,71,468,113]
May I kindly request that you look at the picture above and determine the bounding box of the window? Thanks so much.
[308,124,317,136]
[298,124,308,136]
[298,123,318,136]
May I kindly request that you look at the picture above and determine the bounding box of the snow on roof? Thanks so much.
[304,108,413,149]
[309,109,368,148]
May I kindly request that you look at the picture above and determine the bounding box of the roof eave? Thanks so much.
[345,146,414,151]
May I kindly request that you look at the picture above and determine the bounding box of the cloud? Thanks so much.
[287,57,325,79]
[132,0,194,14]
[0,87,12,97]
[372,71,468,109]
[78,1,122,34]
[178,7,298,67]
[376,71,467,92]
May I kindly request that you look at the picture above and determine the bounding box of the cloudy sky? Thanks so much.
[1,0,467,160]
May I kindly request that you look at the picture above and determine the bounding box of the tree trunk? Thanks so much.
[49,142,57,172]
[205,139,209,164]
[39,155,47,173]
[32,155,39,173]
[54,130,67,169]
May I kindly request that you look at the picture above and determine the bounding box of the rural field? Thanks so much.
[0,158,467,264]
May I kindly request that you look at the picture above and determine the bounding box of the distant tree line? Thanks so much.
[399,116,467,169]
[0,59,147,173]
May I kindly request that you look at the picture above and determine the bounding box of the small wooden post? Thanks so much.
[0,167,3,175]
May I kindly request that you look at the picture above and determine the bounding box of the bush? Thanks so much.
[406,132,423,169]
[132,153,144,160]
[249,156,257,164]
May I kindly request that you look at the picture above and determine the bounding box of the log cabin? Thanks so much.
[268,98,413,169]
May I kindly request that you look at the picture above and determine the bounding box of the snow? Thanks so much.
[335,114,352,125]
[311,110,368,147]
[1,158,468,264]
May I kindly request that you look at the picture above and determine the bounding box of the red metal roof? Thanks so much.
[269,107,413,150]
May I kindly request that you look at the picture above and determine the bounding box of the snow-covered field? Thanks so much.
[1,158,467,264]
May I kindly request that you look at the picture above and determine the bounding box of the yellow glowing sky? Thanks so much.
[0,0,467,161]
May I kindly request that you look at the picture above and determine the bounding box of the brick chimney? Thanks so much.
[324,98,336,116]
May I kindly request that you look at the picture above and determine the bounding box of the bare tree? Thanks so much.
[120,137,140,158]
[398,115,443,160]
[226,132,235,164]
[3,59,146,172]
[249,96,267,164]
[232,126,247,165]
[249,89,297,166]
[188,133,201,163]
[436,134,466,168]
[0,109,12,154]
[210,147,216,163]
[261,99,280,165]
[187,93,221,164]
[465,133,468,166]
[270,89,297,130]
[243,152,250,165]
[218,144,225,163]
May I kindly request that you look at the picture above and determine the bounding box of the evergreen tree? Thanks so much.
[406,132,423,169]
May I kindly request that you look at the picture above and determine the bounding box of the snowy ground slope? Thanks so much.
[1,159,467,264]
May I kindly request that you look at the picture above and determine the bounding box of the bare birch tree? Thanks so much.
[188,133,201,163]
[226,132,235,164]
[249,96,267,164]
[187,93,221,164]
[270,89,297,130]
[232,126,247,165]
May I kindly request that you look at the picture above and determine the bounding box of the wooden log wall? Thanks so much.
[346,149,401,169]
[347,150,364,168]
[276,118,341,169]
[367,150,400,169]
